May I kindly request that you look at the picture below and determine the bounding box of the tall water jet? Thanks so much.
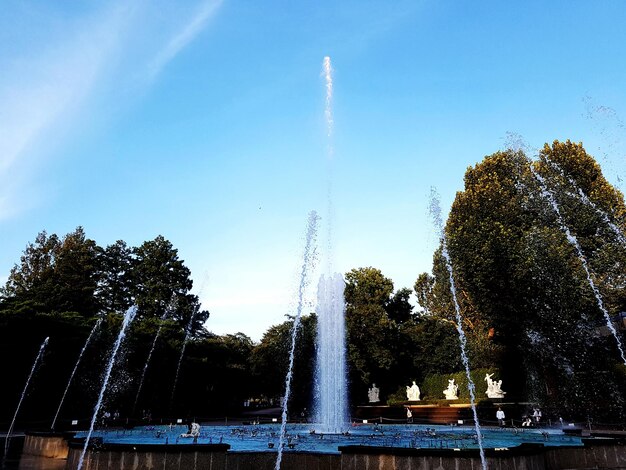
[313,56,348,433]
[52,318,103,430]
[429,189,487,470]
[77,307,137,470]
[275,211,320,470]
[4,337,49,458]
[530,166,626,366]
[314,273,349,433]
[322,56,335,272]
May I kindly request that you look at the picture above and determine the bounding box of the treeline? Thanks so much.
[0,231,228,428]
[3,140,626,429]
[1,230,208,330]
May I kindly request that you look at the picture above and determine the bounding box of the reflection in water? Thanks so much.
[1,438,66,470]
[2,456,66,470]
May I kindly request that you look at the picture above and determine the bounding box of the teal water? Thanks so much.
[76,424,583,454]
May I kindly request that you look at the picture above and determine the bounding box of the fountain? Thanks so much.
[52,318,102,431]
[530,165,626,366]
[310,56,349,435]
[3,337,49,460]
[275,210,319,470]
[544,159,626,245]
[12,64,626,470]
[313,273,349,433]
[429,188,488,470]
[77,306,137,470]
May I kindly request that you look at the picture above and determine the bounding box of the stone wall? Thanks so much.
[50,433,626,469]
[545,439,626,470]
[66,443,229,470]
[339,444,546,470]
[23,433,69,459]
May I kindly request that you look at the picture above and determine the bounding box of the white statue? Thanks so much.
[406,381,421,401]
[443,378,459,400]
[180,422,201,438]
[484,373,506,399]
[367,383,380,403]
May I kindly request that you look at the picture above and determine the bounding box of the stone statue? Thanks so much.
[367,383,380,403]
[180,422,201,439]
[406,381,421,401]
[484,373,506,399]
[443,378,459,400]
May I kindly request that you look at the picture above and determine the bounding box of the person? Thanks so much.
[521,416,532,427]
[496,407,505,427]
[102,410,111,428]
[533,408,542,425]
[406,407,413,424]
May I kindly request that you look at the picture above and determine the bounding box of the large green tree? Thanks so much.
[250,314,317,413]
[96,240,133,314]
[2,227,100,316]
[131,235,208,331]
[344,267,417,401]
[417,141,626,419]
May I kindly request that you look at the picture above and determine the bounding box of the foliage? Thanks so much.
[250,314,316,413]
[417,141,626,419]
[344,267,413,399]
[1,228,100,317]
[1,230,209,335]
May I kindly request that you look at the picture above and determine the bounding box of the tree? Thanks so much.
[131,235,209,331]
[344,267,414,399]
[1,227,100,316]
[250,314,316,411]
[418,141,626,419]
[96,240,133,313]
[52,227,101,316]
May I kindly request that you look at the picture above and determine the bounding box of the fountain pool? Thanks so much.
[71,423,582,453]
[41,423,622,470]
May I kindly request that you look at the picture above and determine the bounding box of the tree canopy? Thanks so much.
[1,229,209,334]
[416,141,626,417]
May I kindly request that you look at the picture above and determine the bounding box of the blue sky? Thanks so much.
[2,0,626,340]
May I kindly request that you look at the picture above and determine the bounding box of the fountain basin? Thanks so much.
[21,424,626,469]
[22,431,71,459]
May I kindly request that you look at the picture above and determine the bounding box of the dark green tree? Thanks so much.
[1,227,100,316]
[96,240,133,313]
[131,235,209,332]
[418,141,626,419]
[344,267,415,401]
[250,314,316,412]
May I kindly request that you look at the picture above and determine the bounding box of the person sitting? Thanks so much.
[180,422,201,439]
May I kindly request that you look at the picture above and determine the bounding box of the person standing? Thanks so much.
[406,407,413,423]
[496,407,505,427]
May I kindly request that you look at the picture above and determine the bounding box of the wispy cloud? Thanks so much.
[148,0,223,80]
[0,3,135,220]
[0,0,222,220]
